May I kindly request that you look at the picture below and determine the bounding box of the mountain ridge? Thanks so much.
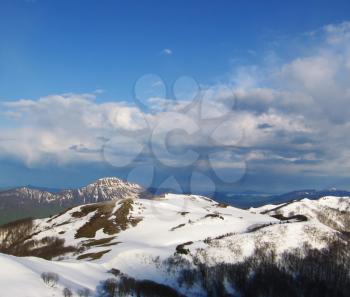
[0,177,147,225]
[1,177,350,225]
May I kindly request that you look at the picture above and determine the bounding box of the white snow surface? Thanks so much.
[0,253,107,297]
[0,194,348,296]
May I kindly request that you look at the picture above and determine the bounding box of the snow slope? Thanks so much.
[0,194,349,296]
[32,194,278,261]
[0,253,107,297]
[249,196,350,232]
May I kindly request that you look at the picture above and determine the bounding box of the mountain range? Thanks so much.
[1,177,350,226]
[0,177,146,225]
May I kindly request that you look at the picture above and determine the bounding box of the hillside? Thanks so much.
[0,194,349,296]
[249,196,350,233]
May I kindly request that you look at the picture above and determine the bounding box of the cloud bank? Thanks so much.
[1,21,350,190]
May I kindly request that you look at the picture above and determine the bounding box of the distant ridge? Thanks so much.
[213,189,350,208]
[1,177,349,225]
[0,177,147,225]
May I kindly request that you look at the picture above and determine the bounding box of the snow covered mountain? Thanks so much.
[249,196,350,233]
[1,177,144,205]
[0,177,146,225]
[0,194,349,296]
[58,177,145,205]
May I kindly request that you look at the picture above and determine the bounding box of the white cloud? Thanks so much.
[0,93,148,166]
[0,89,311,171]
[161,48,173,56]
[324,21,350,45]
[1,21,350,178]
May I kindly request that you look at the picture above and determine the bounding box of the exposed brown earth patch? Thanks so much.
[77,249,111,260]
[75,199,142,239]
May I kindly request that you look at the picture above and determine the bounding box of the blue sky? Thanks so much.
[1,0,350,194]
[1,0,350,101]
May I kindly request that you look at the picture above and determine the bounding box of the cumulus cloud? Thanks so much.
[224,22,350,177]
[0,93,148,166]
[1,21,350,184]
